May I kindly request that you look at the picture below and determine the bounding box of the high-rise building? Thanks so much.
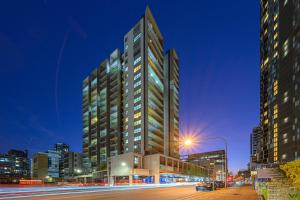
[164,49,179,158]
[0,149,30,183]
[250,126,261,164]
[82,7,180,180]
[122,7,165,155]
[82,49,123,176]
[259,0,300,163]
[54,143,69,178]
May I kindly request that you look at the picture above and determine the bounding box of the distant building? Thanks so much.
[54,143,69,178]
[188,150,227,182]
[0,149,30,183]
[258,0,300,163]
[237,169,251,180]
[32,150,60,182]
[250,126,262,165]
[32,152,48,181]
[63,152,83,179]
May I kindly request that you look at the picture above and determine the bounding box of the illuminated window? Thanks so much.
[263,13,269,23]
[133,33,142,43]
[274,33,278,40]
[274,123,278,162]
[273,104,278,119]
[284,117,289,123]
[134,80,141,88]
[274,23,278,31]
[134,112,141,119]
[133,56,141,65]
[134,104,141,111]
[283,39,289,57]
[134,73,141,80]
[134,88,141,95]
[134,120,141,126]
[134,136,141,141]
[273,80,278,95]
[264,57,269,66]
[134,64,141,73]
[134,128,141,134]
[134,96,141,103]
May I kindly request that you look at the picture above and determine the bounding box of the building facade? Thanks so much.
[164,49,179,158]
[32,150,60,182]
[250,126,262,164]
[82,49,123,177]
[108,152,207,184]
[188,150,227,182]
[0,149,30,183]
[54,143,69,178]
[82,7,180,179]
[258,0,300,164]
[63,152,83,179]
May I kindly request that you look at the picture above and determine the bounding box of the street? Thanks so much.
[0,185,260,200]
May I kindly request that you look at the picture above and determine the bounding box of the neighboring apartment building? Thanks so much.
[0,149,30,183]
[164,49,180,158]
[82,49,123,178]
[188,150,227,182]
[54,143,69,178]
[258,0,300,164]
[250,126,262,164]
[32,150,60,182]
[82,7,182,181]
[63,152,83,179]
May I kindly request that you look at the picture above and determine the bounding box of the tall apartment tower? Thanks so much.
[82,49,123,174]
[122,7,165,155]
[164,49,179,158]
[259,0,300,164]
[82,7,179,175]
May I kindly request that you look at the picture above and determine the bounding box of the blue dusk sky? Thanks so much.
[0,0,259,173]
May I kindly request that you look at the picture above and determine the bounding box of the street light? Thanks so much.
[184,138,193,147]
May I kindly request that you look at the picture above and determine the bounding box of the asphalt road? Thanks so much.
[1,185,260,200]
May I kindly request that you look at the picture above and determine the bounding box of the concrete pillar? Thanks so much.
[154,174,160,184]
[109,176,114,186]
[129,175,133,185]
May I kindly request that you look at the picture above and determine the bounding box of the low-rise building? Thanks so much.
[32,150,60,182]
[188,150,227,182]
[108,153,207,184]
[63,152,83,179]
[0,149,30,183]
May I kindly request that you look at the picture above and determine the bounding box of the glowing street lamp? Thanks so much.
[184,138,193,147]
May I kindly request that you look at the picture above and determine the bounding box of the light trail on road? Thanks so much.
[0,183,197,199]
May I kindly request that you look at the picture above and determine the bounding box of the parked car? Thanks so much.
[214,181,225,188]
[195,182,214,191]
